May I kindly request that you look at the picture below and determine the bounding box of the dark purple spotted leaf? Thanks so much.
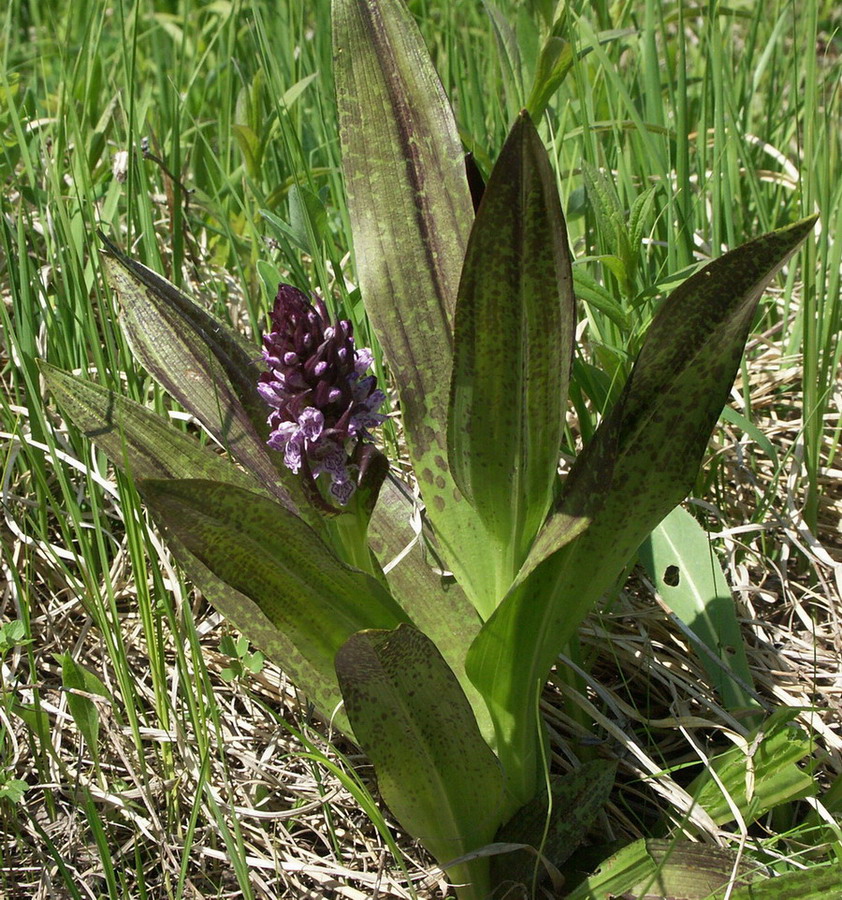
[140,478,411,733]
[467,216,817,809]
[333,0,499,614]
[336,624,505,895]
[99,237,314,524]
[367,475,491,742]
[39,362,265,493]
[448,110,574,580]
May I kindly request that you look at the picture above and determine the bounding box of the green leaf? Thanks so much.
[526,35,574,120]
[467,216,817,806]
[0,778,28,805]
[140,478,411,731]
[332,0,497,613]
[39,363,266,494]
[56,653,112,765]
[0,619,27,653]
[573,267,630,331]
[687,711,817,827]
[98,237,310,520]
[491,760,617,888]
[448,110,575,584]
[719,405,779,466]
[483,1,525,113]
[639,505,759,717]
[281,71,319,109]
[367,475,492,744]
[288,184,328,256]
[627,185,657,261]
[724,861,842,900]
[335,624,505,893]
[564,838,754,900]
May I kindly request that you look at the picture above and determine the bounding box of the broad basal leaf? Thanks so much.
[367,475,491,744]
[467,216,817,806]
[140,478,411,730]
[39,362,264,493]
[448,110,574,585]
[336,624,506,894]
[333,0,498,614]
[99,237,311,521]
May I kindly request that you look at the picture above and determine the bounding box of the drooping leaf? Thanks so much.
[448,110,575,583]
[139,478,411,730]
[639,505,759,718]
[332,0,498,614]
[39,363,265,494]
[467,216,817,807]
[335,624,506,894]
[98,237,310,520]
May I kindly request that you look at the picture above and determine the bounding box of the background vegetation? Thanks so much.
[1,0,839,896]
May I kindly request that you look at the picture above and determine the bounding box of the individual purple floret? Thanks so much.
[258,284,386,505]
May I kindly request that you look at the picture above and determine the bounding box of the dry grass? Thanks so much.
[1,293,840,899]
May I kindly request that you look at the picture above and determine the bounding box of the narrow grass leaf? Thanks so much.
[335,623,505,891]
[448,110,575,576]
[333,0,498,614]
[639,505,758,717]
[139,478,411,730]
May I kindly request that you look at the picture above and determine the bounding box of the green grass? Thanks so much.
[1,0,840,897]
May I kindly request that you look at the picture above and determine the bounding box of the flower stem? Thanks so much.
[326,501,381,581]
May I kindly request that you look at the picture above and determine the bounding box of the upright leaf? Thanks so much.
[333,0,498,614]
[336,624,506,896]
[448,110,574,584]
[140,479,411,730]
[467,217,817,806]
[56,654,112,766]
[526,35,574,120]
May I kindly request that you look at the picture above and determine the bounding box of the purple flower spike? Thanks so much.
[259,285,386,506]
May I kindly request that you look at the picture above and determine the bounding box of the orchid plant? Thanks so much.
[41,0,816,896]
